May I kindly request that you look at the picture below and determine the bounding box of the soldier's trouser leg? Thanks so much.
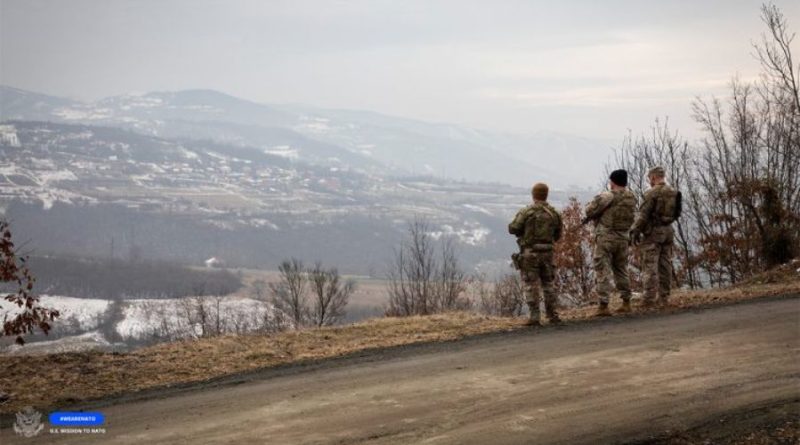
[521,269,541,321]
[593,242,613,305]
[611,240,631,302]
[540,254,558,319]
[641,242,661,302]
[542,287,558,319]
[658,240,673,299]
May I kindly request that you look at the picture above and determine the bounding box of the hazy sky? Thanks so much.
[2,0,798,139]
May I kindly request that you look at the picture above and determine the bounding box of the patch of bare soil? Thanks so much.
[630,400,800,445]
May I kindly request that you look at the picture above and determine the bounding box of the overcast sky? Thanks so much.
[1,0,798,139]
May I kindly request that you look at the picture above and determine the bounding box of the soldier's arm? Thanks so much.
[584,192,612,220]
[554,211,563,242]
[508,209,527,236]
[631,190,655,233]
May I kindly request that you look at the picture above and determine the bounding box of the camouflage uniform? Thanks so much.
[509,201,563,323]
[585,189,637,305]
[631,183,678,303]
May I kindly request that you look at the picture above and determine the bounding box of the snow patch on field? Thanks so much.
[0,295,110,331]
[37,169,79,185]
[1,295,108,324]
[116,297,274,340]
[296,117,331,134]
[264,145,299,159]
[244,218,280,230]
[0,165,23,176]
[462,204,493,216]
[53,107,113,120]
[430,223,490,246]
[42,295,110,327]
[0,124,21,147]
[3,331,118,356]
[34,188,95,209]
[180,147,199,159]
[2,295,280,355]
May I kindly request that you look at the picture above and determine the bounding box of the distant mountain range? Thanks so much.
[1,85,611,188]
[0,85,600,275]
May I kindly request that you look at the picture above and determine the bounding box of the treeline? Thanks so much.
[268,259,356,328]
[12,256,242,299]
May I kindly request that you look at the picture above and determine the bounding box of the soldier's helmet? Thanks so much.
[532,183,549,201]
[648,166,666,177]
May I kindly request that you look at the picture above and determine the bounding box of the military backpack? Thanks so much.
[598,190,636,231]
[654,185,682,225]
[521,203,559,248]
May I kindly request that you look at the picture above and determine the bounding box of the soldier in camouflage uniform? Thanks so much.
[584,170,636,316]
[631,166,680,307]
[509,182,563,326]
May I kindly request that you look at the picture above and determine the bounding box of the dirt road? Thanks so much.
[3,297,799,444]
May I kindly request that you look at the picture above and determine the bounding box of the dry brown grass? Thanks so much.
[0,312,519,414]
[1,267,798,414]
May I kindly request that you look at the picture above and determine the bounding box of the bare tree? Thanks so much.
[386,217,469,316]
[386,218,436,316]
[478,274,526,317]
[270,259,308,328]
[754,3,800,118]
[138,300,183,343]
[689,3,799,283]
[262,303,288,334]
[1,220,60,345]
[195,296,211,337]
[211,295,224,336]
[309,263,355,327]
[754,3,800,265]
[553,197,596,302]
[251,279,268,300]
[432,236,469,312]
[98,299,125,343]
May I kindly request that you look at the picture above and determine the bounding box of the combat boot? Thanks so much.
[595,302,611,317]
[547,312,562,325]
[524,314,541,327]
[616,300,631,313]
[525,303,541,326]
[641,299,657,309]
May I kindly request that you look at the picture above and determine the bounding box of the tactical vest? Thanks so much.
[521,203,559,247]
[598,190,636,232]
[652,184,682,225]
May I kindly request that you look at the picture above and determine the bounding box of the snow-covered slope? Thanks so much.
[1,86,610,187]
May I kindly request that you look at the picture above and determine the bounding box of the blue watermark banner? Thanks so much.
[49,412,105,426]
